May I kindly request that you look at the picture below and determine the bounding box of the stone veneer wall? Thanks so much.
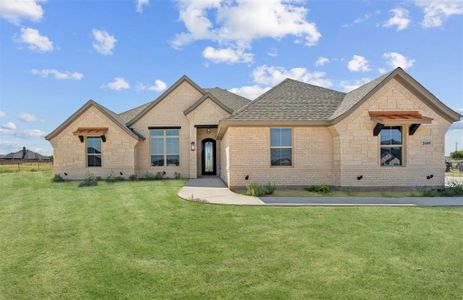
[49,105,137,179]
[331,77,450,188]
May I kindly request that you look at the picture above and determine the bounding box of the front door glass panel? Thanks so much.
[205,141,213,173]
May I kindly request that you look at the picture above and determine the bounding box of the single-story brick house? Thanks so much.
[46,67,461,189]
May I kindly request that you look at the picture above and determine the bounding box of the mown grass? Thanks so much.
[1,171,462,299]
[0,162,52,173]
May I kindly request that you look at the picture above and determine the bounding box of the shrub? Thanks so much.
[128,174,138,181]
[144,172,164,180]
[450,150,463,160]
[305,184,331,194]
[78,173,98,187]
[174,172,182,179]
[246,182,276,196]
[411,189,438,197]
[52,174,65,182]
[440,182,463,197]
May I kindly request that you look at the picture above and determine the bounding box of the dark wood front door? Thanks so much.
[201,139,216,175]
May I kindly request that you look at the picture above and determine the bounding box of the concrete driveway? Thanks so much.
[260,196,463,206]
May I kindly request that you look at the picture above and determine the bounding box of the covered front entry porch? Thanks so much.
[194,125,220,178]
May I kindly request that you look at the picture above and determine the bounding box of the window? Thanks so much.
[380,126,403,166]
[270,128,292,166]
[87,137,102,167]
[150,129,180,166]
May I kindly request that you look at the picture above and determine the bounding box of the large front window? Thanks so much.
[270,128,292,166]
[150,129,180,166]
[87,137,102,167]
[380,126,403,166]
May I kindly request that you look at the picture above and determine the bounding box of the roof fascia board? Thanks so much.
[45,100,142,141]
[330,68,461,124]
[127,75,206,126]
[184,93,233,115]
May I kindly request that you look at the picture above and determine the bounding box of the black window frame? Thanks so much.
[86,136,102,167]
[150,128,180,167]
[270,128,293,167]
[380,126,403,167]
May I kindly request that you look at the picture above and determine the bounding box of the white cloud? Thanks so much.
[413,0,463,28]
[202,46,253,64]
[339,78,371,92]
[342,11,380,27]
[0,111,5,118]
[172,0,321,49]
[2,122,17,130]
[136,0,149,13]
[347,55,371,72]
[138,79,167,92]
[229,85,270,100]
[103,77,130,90]
[378,67,387,74]
[267,48,278,57]
[31,68,83,80]
[383,8,410,31]
[28,129,45,137]
[252,65,333,88]
[383,52,415,69]
[19,27,53,52]
[0,0,44,24]
[315,56,329,66]
[0,127,46,138]
[92,29,116,55]
[19,113,38,122]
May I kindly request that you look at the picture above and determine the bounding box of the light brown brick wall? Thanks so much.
[49,105,138,179]
[130,81,202,178]
[332,77,450,188]
[131,84,230,178]
[223,127,334,187]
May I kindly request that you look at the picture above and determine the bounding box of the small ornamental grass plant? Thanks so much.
[305,184,331,194]
[246,182,276,196]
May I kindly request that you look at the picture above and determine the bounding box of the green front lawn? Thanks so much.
[1,172,462,299]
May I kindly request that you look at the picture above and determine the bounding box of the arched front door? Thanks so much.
[201,139,216,176]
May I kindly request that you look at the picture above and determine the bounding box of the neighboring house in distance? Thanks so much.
[46,68,461,189]
[1,147,51,161]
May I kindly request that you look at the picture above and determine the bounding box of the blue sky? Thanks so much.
[0,0,462,155]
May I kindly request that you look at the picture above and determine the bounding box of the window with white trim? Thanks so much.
[380,126,403,166]
[270,128,292,166]
[150,129,180,166]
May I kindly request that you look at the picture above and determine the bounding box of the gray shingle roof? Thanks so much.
[118,103,151,124]
[330,71,392,120]
[228,79,346,121]
[204,88,251,112]
[228,71,398,122]
[3,149,49,160]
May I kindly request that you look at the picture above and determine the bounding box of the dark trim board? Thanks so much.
[195,125,218,128]
[148,126,181,129]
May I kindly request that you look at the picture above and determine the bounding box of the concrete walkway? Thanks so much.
[177,177,263,205]
[178,177,463,207]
